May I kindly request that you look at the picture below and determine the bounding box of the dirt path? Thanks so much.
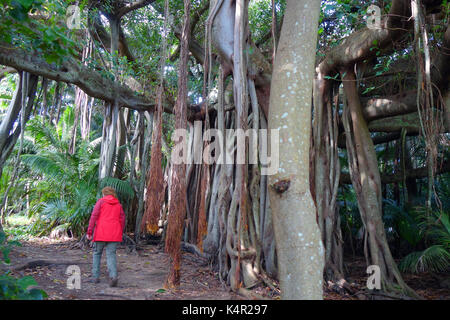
[3,237,448,300]
[4,238,242,300]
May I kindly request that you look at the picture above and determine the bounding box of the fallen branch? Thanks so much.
[15,260,87,271]
[354,289,416,300]
[181,241,211,260]
[341,160,450,184]
[237,287,271,300]
[121,233,137,254]
[70,234,93,250]
[257,271,280,295]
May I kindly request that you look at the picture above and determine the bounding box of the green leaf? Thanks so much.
[23,288,47,300]
[17,276,37,290]
[362,86,375,94]
[9,6,28,21]
[2,247,12,264]
[17,0,34,9]
[156,288,166,293]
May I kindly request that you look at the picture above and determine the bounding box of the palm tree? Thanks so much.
[21,113,99,236]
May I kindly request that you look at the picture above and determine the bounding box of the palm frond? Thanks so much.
[399,245,450,273]
[21,154,65,182]
[27,119,64,152]
[40,199,68,221]
[99,177,134,202]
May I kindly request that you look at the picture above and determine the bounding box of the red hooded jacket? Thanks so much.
[87,195,125,242]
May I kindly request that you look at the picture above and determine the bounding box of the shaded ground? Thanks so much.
[342,256,450,300]
[4,237,241,300]
[2,237,449,300]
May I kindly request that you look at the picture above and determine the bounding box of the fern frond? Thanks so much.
[400,245,450,273]
[99,177,135,201]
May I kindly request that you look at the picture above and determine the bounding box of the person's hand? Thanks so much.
[86,234,92,241]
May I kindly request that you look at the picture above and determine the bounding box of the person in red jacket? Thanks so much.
[86,186,125,287]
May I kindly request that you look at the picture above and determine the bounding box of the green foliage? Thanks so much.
[0,273,47,300]
[0,0,79,64]
[19,116,100,236]
[248,0,274,46]
[99,177,134,203]
[0,231,47,300]
[338,185,364,243]
[399,210,450,273]
[399,244,450,274]
[382,200,422,244]
[0,231,20,264]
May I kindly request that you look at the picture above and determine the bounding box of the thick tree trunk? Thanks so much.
[268,0,324,300]
[341,68,418,297]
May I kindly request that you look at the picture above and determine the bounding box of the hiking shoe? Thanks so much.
[109,277,118,287]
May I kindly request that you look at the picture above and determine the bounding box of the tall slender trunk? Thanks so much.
[99,101,119,179]
[313,79,344,283]
[165,0,190,288]
[0,72,38,178]
[0,72,38,223]
[341,67,418,297]
[268,0,324,300]
[134,111,153,239]
[141,0,170,235]
[99,15,121,179]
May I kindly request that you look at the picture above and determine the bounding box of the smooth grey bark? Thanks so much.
[134,111,153,240]
[99,15,122,180]
[99,101,119,179]
[268,0,324,300]
[0,72,38,224]
[0,72,38,178]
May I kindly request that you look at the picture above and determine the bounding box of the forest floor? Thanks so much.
[2,237,449,300]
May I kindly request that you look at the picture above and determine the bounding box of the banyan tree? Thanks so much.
[0,0,449,299]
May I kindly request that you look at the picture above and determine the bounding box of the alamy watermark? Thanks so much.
[66,265,81,290]
[66,5,81,30]
[366,5,382,30]
[366,265,381,290]
[171,121,279,176]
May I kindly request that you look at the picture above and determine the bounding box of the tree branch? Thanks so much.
[0,43,160,112]
[317,0,412,76]
[117,0,157,18]
[340,160,450,185]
